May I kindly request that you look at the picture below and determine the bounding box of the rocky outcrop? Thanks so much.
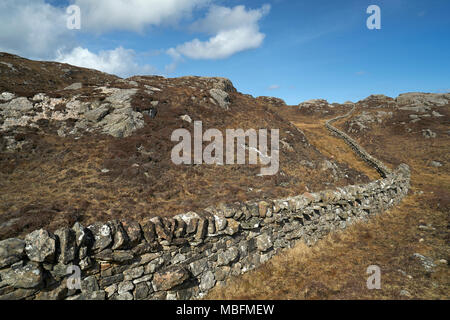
[297,99,350,117]
[0,87,145,139]
[209,88,231,110]
[396,92,450,110]
[256,96,286,107]
[346,111,393,133]
[299,99,329,108]
[0,74,242,145]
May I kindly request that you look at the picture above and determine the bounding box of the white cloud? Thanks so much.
[0,0,74,58]
[0,0,211,59]
[56,47,157,77]
[0,1,271,76]
[268,84,280,90]
[74,0,211,33]
[190,4,270,35]
[169,4,270,60]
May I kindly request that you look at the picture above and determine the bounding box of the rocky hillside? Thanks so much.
[0,53,369,239]
[207,92,449,300]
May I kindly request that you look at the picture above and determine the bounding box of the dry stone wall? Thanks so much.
[0,108,410,300]
[326,107,391,177]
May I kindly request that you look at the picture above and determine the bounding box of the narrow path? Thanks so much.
[207,109,447,300]
[325,107,391,177]
[293,118,380,181]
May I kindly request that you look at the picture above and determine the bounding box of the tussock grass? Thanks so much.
[206,106,449,300]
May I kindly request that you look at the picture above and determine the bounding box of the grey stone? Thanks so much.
[105,284,117,298]
[25,229,56,263]
[0,92,15,101]
[134,282,150,300]
[1,262,43,289]
[142,221,156,243]
[152,266,189,291]
[241,217,261,230]
[400,289,411,297]
[105,88,137,104]
[98,108,144,138]
[133,274,153,285]
[118,281,134,295]
[231,262,242,276]
[186,218,198,234]
[214,215,228,231]
[72,222,88,247]
[0,288,38,300]
[412,253,436,273]
[180,114,192,123]
[209,88,230,109]
[68,291,106,300]
[215,266,230,282]
[121,220,142,247]
[432,110,444,117]
[64,83,82,90]
[166,291,178,300]
[430,161,443,168]
[99,274,124,288]
[145,257,165,274]
[94,249,134,262]
[199,271,216,292]
[4,97,33,113]
[217,247,239,266]
[124,266,144,281]
[224,219,240,236]
[85,104,110,122]
[286,228,304,240]
[138,252,161,265]
[0,238,25,268]
[172,253,187,265]
[189,258,208,277]
[35,285,69,300]
[422,129,436,139]
[396,92,449,107]
[55,227,76,264]
[79,257,93,270]
[87,222,112,253]
[50,263,71,281]
[132,242,160,256]
[207,217,216,235]
[174,219,187,238]
[108,220,129,250]
[81,275,99,293]
[195,218,208,240]
[256,234,273,252]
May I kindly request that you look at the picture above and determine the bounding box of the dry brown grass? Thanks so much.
[206,106,449,300]
[293,121,381,181]
[207,190,448,299]
[0,54,370,239]
[0,52,118,97]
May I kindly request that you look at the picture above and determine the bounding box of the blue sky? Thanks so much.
[1,0,449,104]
